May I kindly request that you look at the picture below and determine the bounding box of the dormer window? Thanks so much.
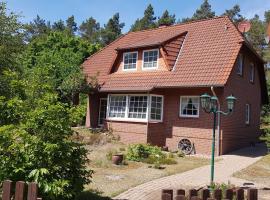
[236,53,244,76]
[123,52,138,70]
[143,49,159,69]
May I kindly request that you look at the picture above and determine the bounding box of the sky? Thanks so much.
[5,0,270,33]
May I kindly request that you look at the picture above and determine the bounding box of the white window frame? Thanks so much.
[123,51,138,71]
[106,94,164,123]
[250,63,255,83]
[149,95,164,122]
[237,54,244,76]
[179,96,200,118]
[98,98,107,126]
[245,104,250,125]
[142,49,159,70]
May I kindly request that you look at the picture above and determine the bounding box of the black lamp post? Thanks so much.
[200,93,236,185]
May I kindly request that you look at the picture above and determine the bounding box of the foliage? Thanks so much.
[79,17,101,43]
[130,4,157,31]
[223,4,244,23]
[209,182,235,198]
[66,15,78,35]
[126,144,164,162]
[100,13,125,45]
[182,0,215,22]
[157,10,176,26]
[22,31,100,105]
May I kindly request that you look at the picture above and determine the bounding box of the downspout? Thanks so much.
[211,86,221,156]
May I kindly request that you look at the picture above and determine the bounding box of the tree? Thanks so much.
[79,17,101,43]
[265,10,270,24]
[66,15,77,35]
[101,13,125,45]
[223,4,244,23]
[22,31,100,105]
[247,14,266,56]
[181,0,215,22]
[24,15,51,41]
[157,10,176,26]
[52,19,65,31]
[130,4,157,31]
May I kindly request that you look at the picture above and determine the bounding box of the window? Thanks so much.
[143,49,159,69]
[245,104,250,124]
[237,54,244,75]
[108,95,126,118]
[150,95,163,121]
[107,94,164,122]
[98,98,107,126]
[123,52,138,70]
[128,96,148,119]
[180,96,200,117]
[250,63,255,83]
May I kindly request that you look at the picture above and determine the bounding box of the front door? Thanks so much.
[98,98,107,126]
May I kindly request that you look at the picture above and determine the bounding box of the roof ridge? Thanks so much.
[127,16,228,35]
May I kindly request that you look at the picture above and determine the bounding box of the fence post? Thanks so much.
[247,188,258,200]
[162,189,173,200]
[225,189,233,200]
[213,189,222,200]
[236,188,244,200]
[14,181,25,200]
[189,189,198,200]
[27,182,38,200]
[201,189,210,200]
[2,180,12,200]
[176,189,185,196]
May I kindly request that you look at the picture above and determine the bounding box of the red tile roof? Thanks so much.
[82,16,248,92]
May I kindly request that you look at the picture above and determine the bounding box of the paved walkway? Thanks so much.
[115,144,268,200]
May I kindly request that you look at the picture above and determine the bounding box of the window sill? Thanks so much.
[106,118,163,123]
[179,115,199,119]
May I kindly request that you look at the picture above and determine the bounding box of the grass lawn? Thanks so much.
[233,154,270,186]
[73,128,211,198]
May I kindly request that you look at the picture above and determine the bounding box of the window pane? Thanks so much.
[143,50,158,69]
[150,96,163,120]
[237,54,243,75]
[180,97,199,117]
[98,99,107,125]
[108,96,126,118]
[128,96,148,119]
[124,52,137,70]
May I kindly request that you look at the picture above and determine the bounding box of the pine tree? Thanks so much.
[265,10,270,24]
[79,17,101,43]
[192,0,215,20]
[52,20,65,31]
[24,15,51,41]
[66,15,77,35]
[223,5,244,23]
[181,0,215,22]
[130,4,157,31]
[101,13,125,45]
[157,10,176,26]
[247,14,266,56]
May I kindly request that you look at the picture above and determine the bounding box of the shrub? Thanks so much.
[126,144,164,162]
[177,151,185,158]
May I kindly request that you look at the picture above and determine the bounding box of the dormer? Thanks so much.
[110,31,187,73]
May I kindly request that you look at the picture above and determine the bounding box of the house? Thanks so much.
[82,16,268,155]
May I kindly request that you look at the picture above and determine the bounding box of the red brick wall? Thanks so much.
[86,47,264,155]
[220,47,263,154]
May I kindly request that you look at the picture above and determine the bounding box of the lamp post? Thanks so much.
[200,93,236,186]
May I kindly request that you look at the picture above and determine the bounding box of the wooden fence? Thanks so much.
[162,188,258,200]
[2,180,42,200]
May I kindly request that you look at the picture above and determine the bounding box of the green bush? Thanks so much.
[126,144,164,162]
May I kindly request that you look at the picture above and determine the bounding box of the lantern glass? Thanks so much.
[200,93,211,110]
[226,95,236,112]
[210,96,218,111]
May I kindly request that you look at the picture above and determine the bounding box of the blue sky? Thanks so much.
[6,0,270,32]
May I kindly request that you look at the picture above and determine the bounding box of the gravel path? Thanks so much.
[114,144,268,200]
